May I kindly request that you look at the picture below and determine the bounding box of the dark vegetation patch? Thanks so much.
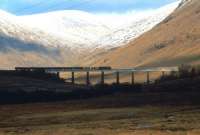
[161,16,174,24]
[145,38,176,54]
[0,70,64,83]
[153,43,167,50]
[185,33,200,41]
[195,8,200,14]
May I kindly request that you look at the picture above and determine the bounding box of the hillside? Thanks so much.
[90,0,200,68]
[0,2,179,69]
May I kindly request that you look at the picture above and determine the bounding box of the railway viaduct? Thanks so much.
[15,67,179,85]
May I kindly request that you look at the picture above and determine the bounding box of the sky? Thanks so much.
[0,0,178,15]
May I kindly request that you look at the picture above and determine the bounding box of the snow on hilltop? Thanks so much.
[19,10,111,49]
[95,1,181,49]
[0,1,181,52]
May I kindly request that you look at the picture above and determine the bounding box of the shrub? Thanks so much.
[156,64,200,83]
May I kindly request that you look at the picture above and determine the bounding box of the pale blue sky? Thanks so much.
[0,0,178,15]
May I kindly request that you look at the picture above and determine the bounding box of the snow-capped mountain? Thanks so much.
[0,1,181,68]
[17,1,180,50]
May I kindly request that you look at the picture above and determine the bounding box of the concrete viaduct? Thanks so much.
[15,66,179,85]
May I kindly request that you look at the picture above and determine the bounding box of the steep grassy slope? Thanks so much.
[90,0,200,68]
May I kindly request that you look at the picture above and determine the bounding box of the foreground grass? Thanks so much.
[0,96,200,135]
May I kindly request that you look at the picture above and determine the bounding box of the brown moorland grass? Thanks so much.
[0,99,200,135]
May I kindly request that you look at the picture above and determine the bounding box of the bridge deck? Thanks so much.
[15,66,179,85]
[15,67,179,72]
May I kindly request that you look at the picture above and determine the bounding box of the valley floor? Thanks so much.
[0,93,200,135]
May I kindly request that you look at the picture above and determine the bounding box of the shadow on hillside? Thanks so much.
[0,34,60,56]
